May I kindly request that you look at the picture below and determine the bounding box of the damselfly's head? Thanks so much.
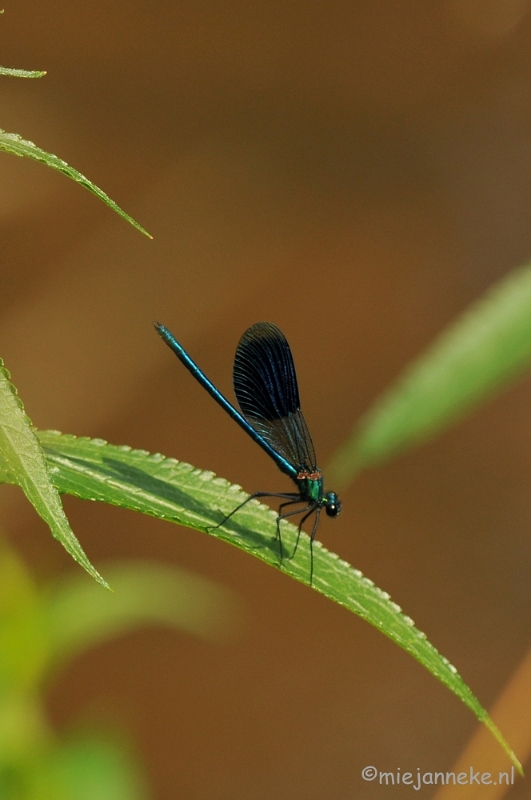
[324,491,341,518]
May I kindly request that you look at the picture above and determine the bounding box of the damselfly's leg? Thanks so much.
[280,504,321,585]
[208,492,298,533]
[308,507,322,586]
[277,503,315,569]
[275,499,308,563]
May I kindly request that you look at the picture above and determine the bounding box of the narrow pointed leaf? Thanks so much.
[0,363,108,588]
[0,67,46,78]
[0,429,519,772]
[328,261,531,486]
[0,129,151,238]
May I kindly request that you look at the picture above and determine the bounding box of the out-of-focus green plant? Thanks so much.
[327,260,531,486]
[0,537,241,799]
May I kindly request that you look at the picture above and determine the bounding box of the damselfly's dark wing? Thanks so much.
[233,323,317,472]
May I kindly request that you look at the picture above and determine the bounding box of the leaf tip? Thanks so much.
[94,573,113,592]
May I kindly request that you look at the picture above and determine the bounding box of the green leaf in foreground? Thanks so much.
[0,429,520,772]
[0,129,151,238]
[327,260,531,486]
[0,363,108,589]
[0,67,46,78]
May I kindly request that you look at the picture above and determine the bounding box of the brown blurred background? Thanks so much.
[2,1,531,797]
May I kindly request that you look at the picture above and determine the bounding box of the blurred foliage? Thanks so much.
[0,538,241,799]
[328,259,531,486]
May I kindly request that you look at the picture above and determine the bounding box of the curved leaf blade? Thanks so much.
[0,129,151,238]
[0,363,108,589]
[328,261,531,486]
[0,430,519,772]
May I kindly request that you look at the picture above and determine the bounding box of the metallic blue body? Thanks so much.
[155,323,298,480]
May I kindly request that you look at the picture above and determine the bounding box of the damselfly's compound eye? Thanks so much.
[325,492,341,518]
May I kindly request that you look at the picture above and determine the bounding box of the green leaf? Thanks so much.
[0,129,151,238]
[43,560,242,667]
[0,429,519,772]
[327,260,531,486]
[26,734,149,800]
[0,67,46,78]
[0,538,50,694]
[0,362,108,589]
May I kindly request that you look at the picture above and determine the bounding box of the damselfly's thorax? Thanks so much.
[296,469,342,517]
[296,469,323,503]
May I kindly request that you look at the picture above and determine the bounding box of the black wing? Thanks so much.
[233,323,317,472]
